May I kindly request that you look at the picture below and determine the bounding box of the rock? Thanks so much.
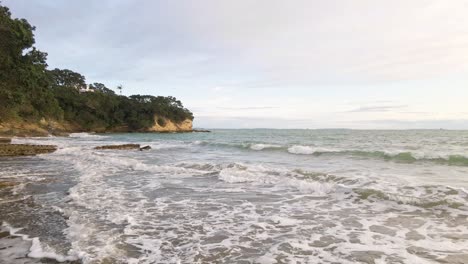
[0,181,19,188]
[139,145,151,151]
[94,144,140,150]
[0,144,57,156]
[0,138,11,144]
[147,116,193,133]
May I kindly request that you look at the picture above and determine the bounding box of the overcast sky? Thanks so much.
[5,0,468,129]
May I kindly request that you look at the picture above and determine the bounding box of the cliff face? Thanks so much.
[0,116,193,137]
[146,116,193,132]
[0,119,78,137]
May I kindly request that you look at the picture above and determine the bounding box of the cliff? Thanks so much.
[146,116,193,133]
[0,116,193,137]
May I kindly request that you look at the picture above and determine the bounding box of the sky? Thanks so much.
[4,0,468,129]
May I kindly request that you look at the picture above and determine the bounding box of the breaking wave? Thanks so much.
[286,145,468,166]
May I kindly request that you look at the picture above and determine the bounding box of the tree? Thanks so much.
[0,2,194,129]
[89,82,115,94]
[0,4,62,121]
[117,84,123,95]
[49,68,85,88]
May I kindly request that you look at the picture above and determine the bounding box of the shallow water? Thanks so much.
[1,129,468,263]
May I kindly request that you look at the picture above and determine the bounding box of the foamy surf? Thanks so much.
[69,132,108,139]
[249,143,282,150]
[2,129,468,263]
[1,223,80,263]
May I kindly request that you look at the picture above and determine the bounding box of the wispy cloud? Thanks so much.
[217,106,279,110]
[347,105,407,113]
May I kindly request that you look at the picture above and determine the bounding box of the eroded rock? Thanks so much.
[139,145,151,151]
[0,144,57,156]
[94,144,141,150]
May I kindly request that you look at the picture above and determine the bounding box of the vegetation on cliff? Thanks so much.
[0,3,193,132]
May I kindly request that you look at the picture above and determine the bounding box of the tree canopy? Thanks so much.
[0,3,193,131]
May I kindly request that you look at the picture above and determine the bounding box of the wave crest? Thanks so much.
[286,145,468,166]
[249,144,282,151]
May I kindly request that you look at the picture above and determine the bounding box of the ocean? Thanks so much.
[1,129,467,263]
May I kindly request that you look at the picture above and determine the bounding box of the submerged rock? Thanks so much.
[0,138,11,144]
[94,144,141,150]
[139,145,151,151]
[0,144,57,156]
[0,181,18,188]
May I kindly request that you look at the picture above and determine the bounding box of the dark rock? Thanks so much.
[139,145,151,151]
[0,138,11,144]
[0,144,57,156]
[94,144,140,150]
[193,129,211,133]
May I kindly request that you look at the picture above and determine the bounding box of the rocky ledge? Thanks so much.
[0,144,57,156]
[95,144,141,150]
[94,144,152,151]
[193,129,211,133]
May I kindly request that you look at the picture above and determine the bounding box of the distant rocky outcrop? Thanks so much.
[94,144,141,150]
[146,116,193,133]
[193,129,211,133]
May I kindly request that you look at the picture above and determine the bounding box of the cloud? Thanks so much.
[4,0,468,129]
[353,119,468,130]
[347,105,407,113]
[8,0,468,87]
[167,0,468,84]
[216,106,279,110]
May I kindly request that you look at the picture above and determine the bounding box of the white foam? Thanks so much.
[69,132,107,139]
[218,163,334,195]
[2,222,80,262]
[287,145,339,155]
[11,133,467,263]
[270,216,302,226]
[249,144,282,151]
[192,140,206,145]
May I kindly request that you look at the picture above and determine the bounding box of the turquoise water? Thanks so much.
[1,129,468,263]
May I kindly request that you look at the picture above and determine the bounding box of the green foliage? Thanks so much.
[157,117,166,127]
[0,2,193,130]
[0,4,62,121]
[49,68,85,88]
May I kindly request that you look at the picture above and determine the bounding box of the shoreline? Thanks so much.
[0,128,210,138]
[0,152,80,263]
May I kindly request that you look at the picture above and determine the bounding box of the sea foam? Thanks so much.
[1,222,81,262]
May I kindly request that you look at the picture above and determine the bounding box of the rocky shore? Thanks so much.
[95,144,152,151]
[95,144,141,150]
[0,143,57,157]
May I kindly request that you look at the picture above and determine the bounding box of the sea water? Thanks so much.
[0,129,467,263]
